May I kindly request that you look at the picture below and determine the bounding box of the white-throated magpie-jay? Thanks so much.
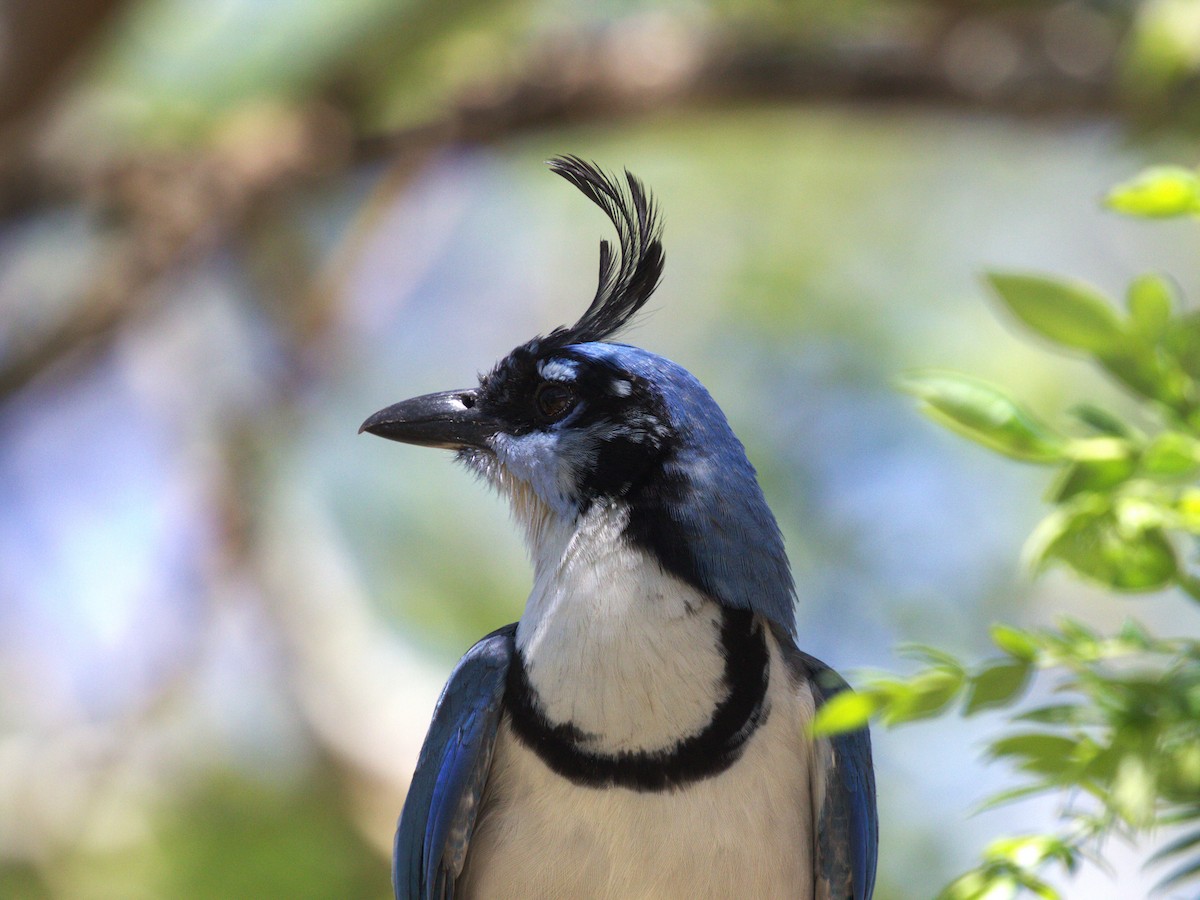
[361,156,878,899]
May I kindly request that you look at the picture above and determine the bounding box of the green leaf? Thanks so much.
[880,667,965,725]
[898,643,965,671]
[811,690,879,736]
[1056,616,1098,647]
[1024,496,1107,571]
[1097,350,1184,407]
[965,659,1033,715]
[1048,461,1129,503]
[1066,404,1139,439]
[986,272,1126,354]
[991,624,1040,661]
[988,733,1080,775]
[1115,618,1153,650]
[1163,312,1200,382]
[1141,432,1200,478]
[938,868,1018,900]
[1017,704,1091,726]
[1112,754,1157,827]
[986,834,1077,870]
[1165,743,1200,792]
[1105,165,1200,218]
[1013,873,1062,900]
[899,371,1067,463]
[1049,438,1137,501]
[1029,498,1178,591]
[1126,274,1175,337]
[1069,522,1176,590]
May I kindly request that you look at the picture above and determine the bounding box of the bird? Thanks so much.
[360,156,878,900]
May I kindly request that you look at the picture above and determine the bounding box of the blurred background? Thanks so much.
[4,0,1200,897]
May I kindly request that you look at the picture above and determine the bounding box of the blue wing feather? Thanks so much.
[393,624,516,900]
[832,724,877,900]
[779,636,879,900]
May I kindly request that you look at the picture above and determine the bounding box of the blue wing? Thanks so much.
[782,640,879,900]
[394,624,516,900]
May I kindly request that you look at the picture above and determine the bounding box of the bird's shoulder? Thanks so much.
[774,632,853,703]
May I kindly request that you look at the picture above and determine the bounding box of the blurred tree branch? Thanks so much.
[0,106,355,398]
[362,18,1120,158]
[0,0,125,127]
[0,0,129,216]
[0,8,1143,401]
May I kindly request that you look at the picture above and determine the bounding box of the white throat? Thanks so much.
[515,501,728,753]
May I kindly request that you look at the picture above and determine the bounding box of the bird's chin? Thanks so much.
[455,445,493,468]
[456,446,504,493]
[456,449,561,548]
[456,446,519,501]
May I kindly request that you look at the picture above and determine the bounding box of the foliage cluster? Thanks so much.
[815,164,1200,898]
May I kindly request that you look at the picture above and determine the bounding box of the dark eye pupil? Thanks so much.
[536,383,574,421]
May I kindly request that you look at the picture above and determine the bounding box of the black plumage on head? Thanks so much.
[543,155,664,349]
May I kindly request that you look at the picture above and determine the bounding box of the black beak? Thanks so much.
[359,389,500,450]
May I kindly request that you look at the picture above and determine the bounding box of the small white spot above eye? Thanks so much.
[537,359,578,382]
[610,379,632,397]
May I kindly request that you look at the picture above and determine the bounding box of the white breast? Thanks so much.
[460,633,817,899]
[516,502,730,752]
[459,501,819,898]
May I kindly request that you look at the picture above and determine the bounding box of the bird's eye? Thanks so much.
[535,382,576,422]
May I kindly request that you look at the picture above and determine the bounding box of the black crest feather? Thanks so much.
[543,155,664,348]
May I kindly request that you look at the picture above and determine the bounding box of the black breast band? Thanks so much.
[505,606,770,792]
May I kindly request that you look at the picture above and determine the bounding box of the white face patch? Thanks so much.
[485,427,596,523]
[536,358,579,382]
[609,379,632,397]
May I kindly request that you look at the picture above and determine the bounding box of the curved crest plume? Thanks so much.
[544,155,664,348]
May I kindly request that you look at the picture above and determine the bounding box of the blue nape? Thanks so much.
[568,342,798,638]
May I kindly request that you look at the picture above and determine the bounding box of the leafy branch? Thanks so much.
[815,163,1200,898]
